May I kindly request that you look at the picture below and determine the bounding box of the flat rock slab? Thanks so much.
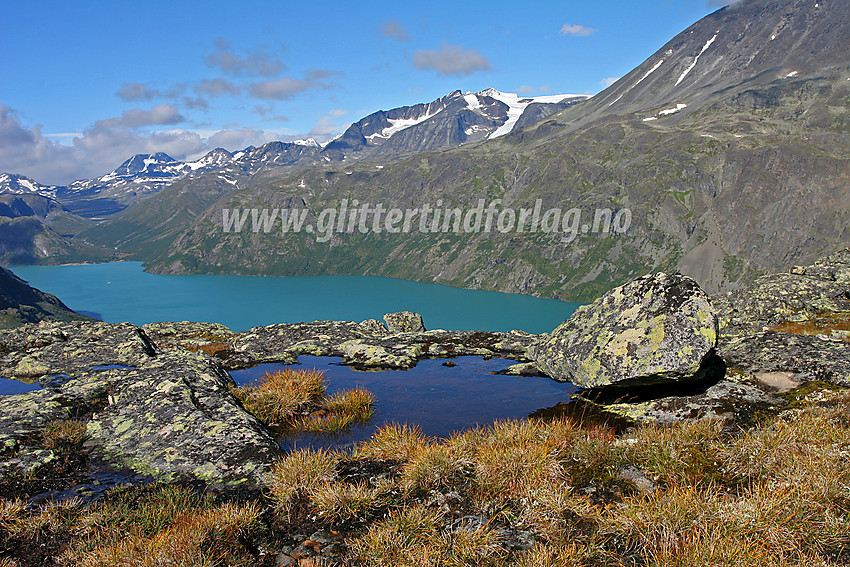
[85,352,281,484]
[0,321,156,380]
[720,331,850,386]
[231,320,536,369]
[141,321,236,350]
[713,248,850,344]
[599,375,784,424]
[529,273,718,388]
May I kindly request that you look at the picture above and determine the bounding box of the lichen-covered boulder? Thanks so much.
[85,351,281,484]
[383,311,426,333]
[528,273,718,388]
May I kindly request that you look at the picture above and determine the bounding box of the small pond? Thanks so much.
[229,355,579,452]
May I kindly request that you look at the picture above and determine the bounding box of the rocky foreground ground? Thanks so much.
[1,250,849,488]
[0,249,849,565]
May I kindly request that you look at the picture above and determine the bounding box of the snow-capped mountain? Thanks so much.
[0,174,58,198]
[324,88,588,157]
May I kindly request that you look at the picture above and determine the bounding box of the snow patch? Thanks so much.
[659,103,688,116]
[676,34,717,86]
[484,89,589,139]
[786,71,799,77]
[366,110,441,140]
[465,125,490,136]
[18,179,37,192]
[463,93,482,111]
[636,59,665,87]
[642,117,658,122]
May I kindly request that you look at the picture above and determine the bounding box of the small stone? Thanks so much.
[308,530,338,545]
[321,543,347,556]
[442,361,456,367]
[292,544,315,559]
[276,554,296,566]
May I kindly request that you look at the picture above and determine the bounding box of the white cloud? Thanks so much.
[195,78,241,97]
[204,37,285,77]
[560,24,597,37]
[309,112,351,138]
[248,78,314,100]
[253,103,289,122]
[600,77,620,88]
[517,85,536,94]
[248,72,332,100]
[116,82,185,101]
[0,103,292,185]
[413,42,491,76]
[381,20,411,41]
[94,104,185,129]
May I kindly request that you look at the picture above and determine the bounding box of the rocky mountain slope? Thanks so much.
[104,0,848,302]
[0,193,111,265]
[0,266,92,328]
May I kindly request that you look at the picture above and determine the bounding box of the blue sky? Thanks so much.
[0,0,725,185]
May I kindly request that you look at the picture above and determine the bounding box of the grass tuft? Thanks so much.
[265,448,339,519]
[308,480,384,522]
[356,423,431,461]
[400,442,472,493]
[41,420,87,452]
[325,387,376,421]
[232,368,326,424]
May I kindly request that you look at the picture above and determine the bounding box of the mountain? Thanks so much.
[0,193,111,265]
[0,173,58,198]
[547,0,850,128]
[0,266,93,329]
[323,89,587,157]
[96,0,849,303]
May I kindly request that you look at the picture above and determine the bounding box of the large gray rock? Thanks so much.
[0,321,281,484]
[528,273,718,388]
[383,311,426,333]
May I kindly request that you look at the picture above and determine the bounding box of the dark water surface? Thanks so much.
[230,356,579,452]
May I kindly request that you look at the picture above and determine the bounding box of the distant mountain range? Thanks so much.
[2,0,848,303]
[1,89,586,218]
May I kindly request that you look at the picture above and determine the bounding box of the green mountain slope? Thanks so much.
[0,266,93,329]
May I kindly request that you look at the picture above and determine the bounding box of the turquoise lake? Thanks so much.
[7,262,580,333]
